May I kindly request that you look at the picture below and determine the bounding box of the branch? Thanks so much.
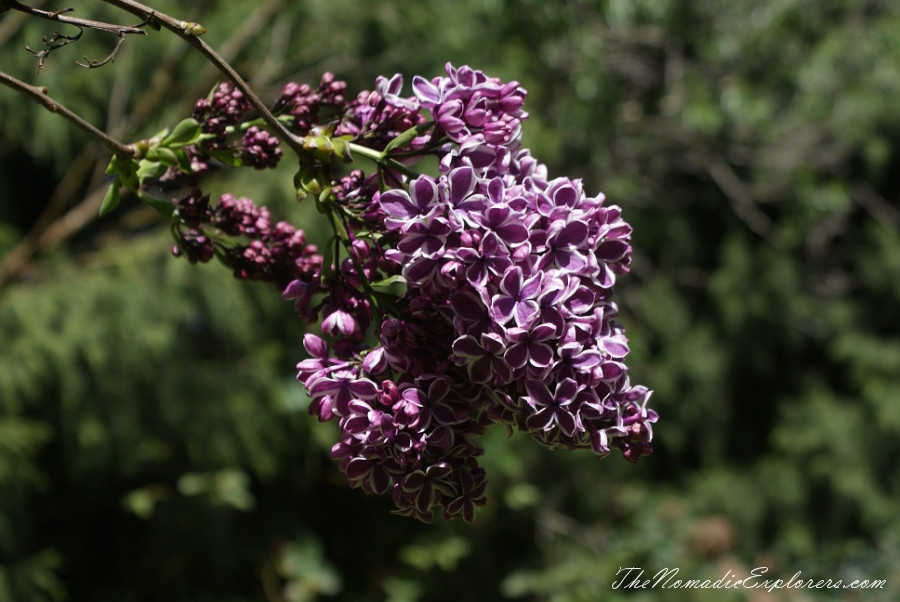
[0,70,136,158]
[704,154,787,247]
[852,180,900,231]
[0,178,107,291]
[3,1,147,34]
[4,0,149,69]
[100,0,308,157]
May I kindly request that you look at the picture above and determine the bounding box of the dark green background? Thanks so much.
[2,1,899,600]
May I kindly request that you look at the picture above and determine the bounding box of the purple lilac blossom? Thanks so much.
[295,64,656,523]
[170,64,654,523]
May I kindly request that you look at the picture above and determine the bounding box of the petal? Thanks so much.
[596,239,630,262]
[514,300,540,327]
[555,410,579,438]
[450,291,489,322]
[527,342,554,368]
[496,222,529,244]
[525,406,555,432]
[499,267,523,296]
[451,335,484,359]
[410,177,440,211]
[403,256,440,284]
[524,379,554,407]
[349,378,379,399]
[504,343,528,369]
[379,189,415,219]
[491,296,516,324]
[412,75,442,105]
[554,220,589,247]
[555,378,580,403]
[447,166,477,205]
[602,336,630,359]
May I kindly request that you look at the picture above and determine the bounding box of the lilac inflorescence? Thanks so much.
[238,126,282,170]
[335,76,428,153]
[168,63,654,523]
[193,82,252,141]
[173,192,322,294]
[291,63,656,523]
[275,72,348,134]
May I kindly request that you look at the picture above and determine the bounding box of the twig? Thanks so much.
[704,154,786,247]
[0,179,107,290]
[3,1,147,34]
[4,0,148,69]
[0,70,136,158]
[100,0,308,157]
[852,180,900,230]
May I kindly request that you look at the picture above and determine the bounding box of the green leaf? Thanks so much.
[99,181,121,216]
[206,148,243,167]
[153,147,180,167]
[136,159,167,181]
[369,275,407,293]
[331,136,354,163]
[104,154,122,176]
[382,122,433,155]
[136,193,175,219]
[121,170,139,193]
[161,118,201,148]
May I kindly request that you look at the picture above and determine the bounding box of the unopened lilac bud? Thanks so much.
[377,379,400,407]
[349,238,370,263]
[362,346,387,375]
[282,279,308,300]
[322,308,358,337]
[302,333,329,359]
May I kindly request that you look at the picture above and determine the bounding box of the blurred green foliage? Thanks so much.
[2,0,900,600]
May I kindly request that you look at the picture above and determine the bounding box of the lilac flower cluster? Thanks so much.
[172,190,322,292]
[162,63,654,522]
[274,72,348,134]
[193,82,251,142]
[287,63,656,522]
[334,74,428,152]
[412,63,528,147]
[189,83,283,170]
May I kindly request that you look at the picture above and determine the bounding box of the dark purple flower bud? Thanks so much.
[237,126,282,170]
[174,228,214,264]
[174,189,212,227]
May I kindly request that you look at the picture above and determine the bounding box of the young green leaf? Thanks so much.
[369,275,407,293]
[99,181,121,216]
[161,118,201,148]
[382,122,432,156]
[136,159,167,181]
[154,147,181,167]
[136,193,175,218]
